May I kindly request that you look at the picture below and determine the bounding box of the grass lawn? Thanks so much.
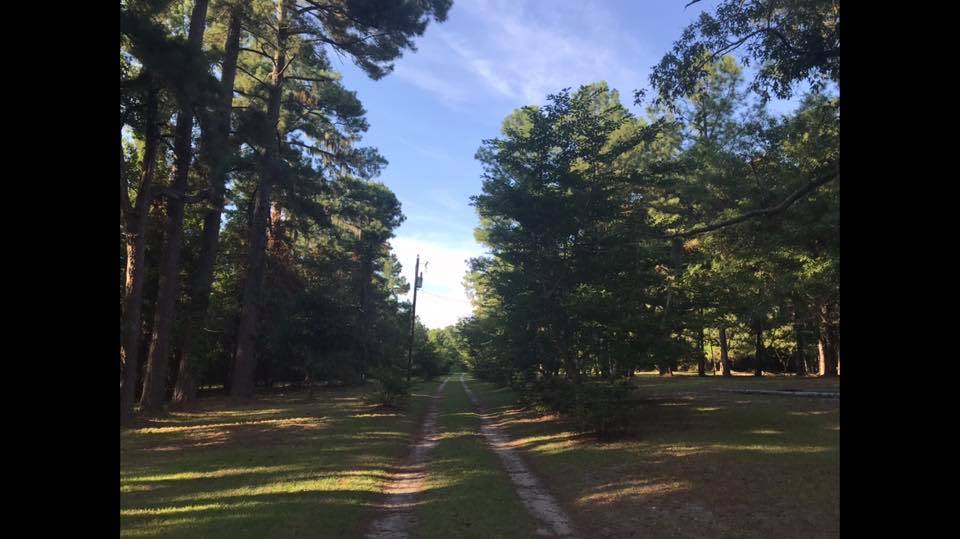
[120,381,439,538]
[471,374,840,538]
[410,373,538,538]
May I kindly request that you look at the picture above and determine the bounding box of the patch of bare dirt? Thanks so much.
[365,376,450,539]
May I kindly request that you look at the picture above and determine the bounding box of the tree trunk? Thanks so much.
[753,323,764,377]
[719,326,731,376]
[140,0,210,413]
[834,302,840,376]
[791,296,807,375]
[172,9,243,405]
[268,202,287,256]
[817,302,839,377]
[697,326,706,376]
[817,336,826,375]
[120,81,161,425]
[231,1,287,398]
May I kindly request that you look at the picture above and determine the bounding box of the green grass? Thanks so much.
[122,373,838,538]
[120,381,439,538]
[471,376,839,538]
[410,374,538,538]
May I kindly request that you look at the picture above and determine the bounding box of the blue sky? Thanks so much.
[334,0,801,328]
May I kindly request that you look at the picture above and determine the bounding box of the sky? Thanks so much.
[333,0,802,329]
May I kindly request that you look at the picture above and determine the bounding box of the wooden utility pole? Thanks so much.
[407,254,421,381]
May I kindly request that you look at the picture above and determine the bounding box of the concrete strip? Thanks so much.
[715,388,839,398]
[460,373,577,538]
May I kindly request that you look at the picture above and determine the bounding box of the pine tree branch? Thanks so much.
[676,168,838,238]
[285,75,336,83]
[239,47,273,60]
[236,64,269,86]
[234,88,268,101]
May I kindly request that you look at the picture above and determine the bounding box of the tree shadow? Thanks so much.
[470,380,839,538]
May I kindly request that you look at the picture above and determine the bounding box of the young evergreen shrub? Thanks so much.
[367,367,410,409]
[571,380,636,439]
[533,376,578,414]
[511,370,539,408]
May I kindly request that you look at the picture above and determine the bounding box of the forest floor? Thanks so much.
[121,372,839,538]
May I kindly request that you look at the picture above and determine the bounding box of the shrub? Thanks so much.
[524,375,577,414]
[571,380,637,438]
[367,367,410,409]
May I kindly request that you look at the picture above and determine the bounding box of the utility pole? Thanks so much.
[407,254,422,381]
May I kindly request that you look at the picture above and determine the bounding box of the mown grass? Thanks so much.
[471,375,840,538]
[120,381,439,538]
[410,373,537,538]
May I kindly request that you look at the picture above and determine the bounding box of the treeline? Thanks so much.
[457,1,839,384]
[120,0,452,423]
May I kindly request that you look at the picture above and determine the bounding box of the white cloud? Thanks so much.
[393,0,656,110]
[389,235,486,328]
[393,63,469,108]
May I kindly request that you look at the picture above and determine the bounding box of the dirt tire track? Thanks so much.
[459,373,578,538]
[365,376,450,538]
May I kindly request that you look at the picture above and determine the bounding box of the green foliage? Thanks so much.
[651,0,839,103]
[411,323,454,381]
[571,380,637,439]
[458,54,838,385]
[517,376,637,439]
[120,0,455,404]
[366,366,411,409]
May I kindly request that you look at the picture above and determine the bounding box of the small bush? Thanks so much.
[367,367,410,409]
[532,376,578,414]
[572,380,637,439]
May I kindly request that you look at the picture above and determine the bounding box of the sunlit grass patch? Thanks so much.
[708,443,832,454]
[126,465,302,483]
[121,501,265,517]
[120,381,440,538]
[787,410,832,416]
[434,429,478,441]
[508,432,580,455]
[133,416,326,434]
[576,479,691,505]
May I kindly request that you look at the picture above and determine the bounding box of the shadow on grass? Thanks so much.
[470,378,839,538]
[121,382,442,539]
